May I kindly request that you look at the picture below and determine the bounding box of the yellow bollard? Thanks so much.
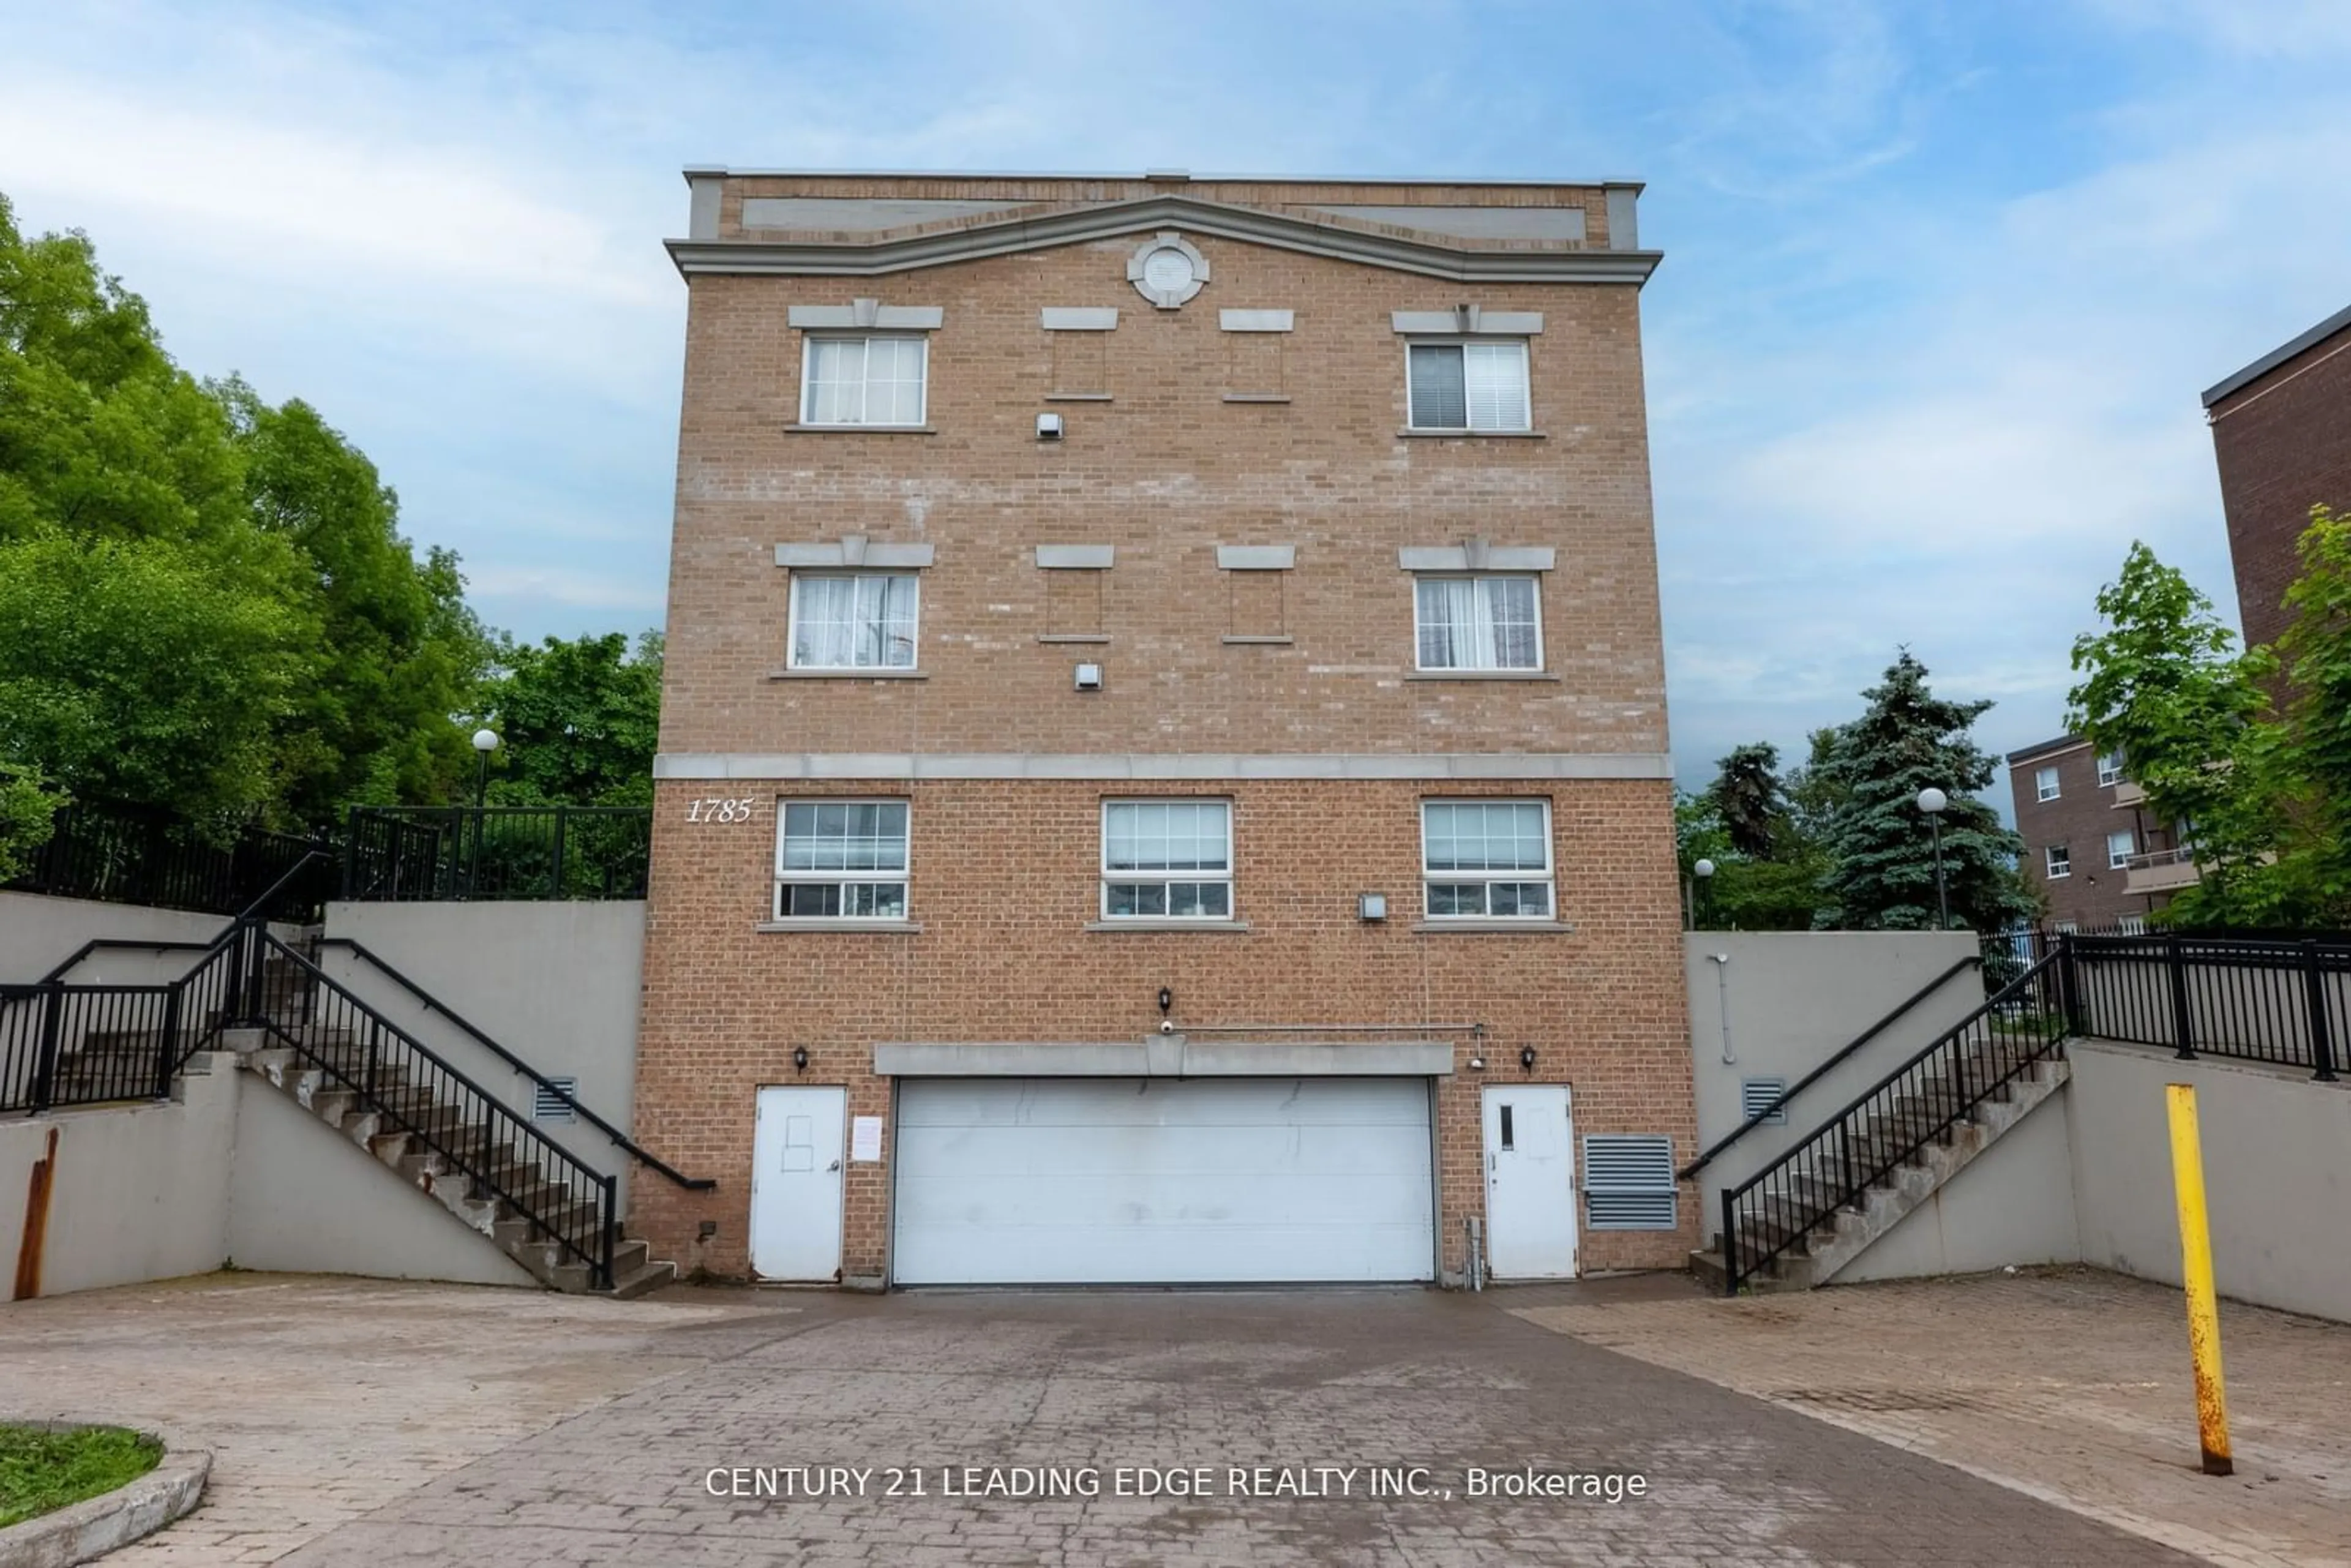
[2165,1082,2233,1476]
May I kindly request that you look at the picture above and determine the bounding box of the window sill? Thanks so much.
[757,920,924,934]
[1397,428,1545,440]
[1038,633,1111,644]
[768,667,929,680]
[1221,634,1294,645]
[1406,670,1559,682]
[1084,920,1253,934]
[1045,392,1113,402]
[784,424,937,435]
[1412,920,1574,934]
[1223,392,1292,403]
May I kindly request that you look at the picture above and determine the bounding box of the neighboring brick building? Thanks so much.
[2005,735,2189,929]
[2203,302,2351,652]
[632,169,1692,1288]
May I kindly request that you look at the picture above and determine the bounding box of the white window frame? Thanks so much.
[2107,829,2135,870]
[1099,799,1234,921]
[1420,799,1556,920]
[773,798,911,921]
[1404,339,1532,432]
[2096,751,2124,787]
[786,572,920,670]
[1412,574,1545,672]
[2118,915,2147,936]
[2034,765,2061,802]
[2045,844,2071,880]
[799,334,928,427]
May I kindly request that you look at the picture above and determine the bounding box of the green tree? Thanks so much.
[2068,541,2284,925]
[475,631,664,807]
[0,763,63,883]
[2260,506,2351,923]
[1679,743,1831,929]
[1815,651,2036,932]
[1704,742,1789,859]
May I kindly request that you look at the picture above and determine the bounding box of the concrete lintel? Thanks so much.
[786,302,945,331]
[1390,308,1543,336]
[1398,544,1556,572]
[1219,309,1294,332]
[1216,545,1296,571]
[874,1038,1452,1078]
[1035,544,1115,569]
[774,539,935,569]
[1040,307,1119,331]
[654,752,1676,781]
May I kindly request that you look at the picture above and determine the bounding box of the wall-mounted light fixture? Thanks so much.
[1468,1054,1487,1071]
[1357,892,1387,921]
[1520,1046,1537,1071]
[792,1047,809,1072]
[1157,986,1173,1017]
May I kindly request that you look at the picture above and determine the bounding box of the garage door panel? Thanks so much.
[893,1077,1434,1285]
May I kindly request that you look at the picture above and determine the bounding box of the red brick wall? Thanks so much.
[631,776,1697,1280]
[2209,323,2351,653]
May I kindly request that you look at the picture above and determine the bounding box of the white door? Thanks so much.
[893,1077,1434,1285]
[1483,1084,1577,1279]
[751,1086,846,1281]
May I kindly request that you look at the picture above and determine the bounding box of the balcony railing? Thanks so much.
[342,807,651,902]
[2124,844,2203,895]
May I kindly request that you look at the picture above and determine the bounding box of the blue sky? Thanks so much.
[4,0,2347,797]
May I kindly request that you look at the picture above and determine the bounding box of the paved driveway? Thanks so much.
[2,1273,2219,1566]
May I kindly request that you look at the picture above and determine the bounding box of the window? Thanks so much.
[1740,1078,1788,1127]
[801,336,927,426]
[788,573,918,670]
[1583,1135,1676,1230]
[2034,765,2061,802]
[1407,341,1531,431]
[2118,915,2147,936]
[1414,576,1542,670]
[2107,829,2135,869]
[2045,844,2071,879]
[775,801,909,920]
[1101,800,1232,919]
[1422,800,1553,919]
[2097,751,2124,787]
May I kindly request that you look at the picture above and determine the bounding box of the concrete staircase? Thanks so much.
[237,1039,675,1297]
[1690,1049,2071,1293]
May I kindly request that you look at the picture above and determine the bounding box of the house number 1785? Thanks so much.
[685,798,758,823]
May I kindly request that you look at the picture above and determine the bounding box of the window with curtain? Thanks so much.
[788,573,920,669]
[2107,829,2135,869]
[1101,800,1232,919]
[774,800,909,919]
[1421,800,1553,918]
[1406,342,1530,430]
[2096,751,2124,787]
[1414,575,1542,670]
[801,336,928,426]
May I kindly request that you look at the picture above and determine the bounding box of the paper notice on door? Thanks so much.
[850,1116,883,1163]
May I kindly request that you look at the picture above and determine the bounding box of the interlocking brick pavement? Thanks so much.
[0,1270,2270,1565]
[1512,1266,2351,1568]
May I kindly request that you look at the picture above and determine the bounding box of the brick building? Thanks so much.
[2004,735,2189,929]
[2203,302,2351,652]
[631,169,1692,1287]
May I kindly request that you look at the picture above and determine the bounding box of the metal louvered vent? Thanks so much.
[1584,1134,1677,1230]
[1741,1078,1788,1126]
[532,1076,579,1124]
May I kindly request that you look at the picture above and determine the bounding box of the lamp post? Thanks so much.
[1918,787,1949,928]
[1692,857,1715,930]
[468,729,499,900]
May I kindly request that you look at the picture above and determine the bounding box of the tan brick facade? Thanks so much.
[636,171,1694,1283]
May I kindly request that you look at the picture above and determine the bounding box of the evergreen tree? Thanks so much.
[1704,742,1790,858]
[1815,652,2036,931]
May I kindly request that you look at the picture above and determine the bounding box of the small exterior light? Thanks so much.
[471,728,500,754]
[1358,892,1387,921]
[1157,987,1173,1016]
[1917,787,1948,816]
[792,1047,809,1072]
[1519,1046,1537,1071]
[1693,858,1715,880]
[1468,1054,1487,1071]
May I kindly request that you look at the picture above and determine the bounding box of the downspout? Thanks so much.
[1709,953,1735,1065]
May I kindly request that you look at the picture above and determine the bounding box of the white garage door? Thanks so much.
[892,1077,1435,1285]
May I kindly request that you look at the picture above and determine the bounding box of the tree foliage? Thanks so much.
[1704,741,1788,858]
[1814,652,2036,932]
[475,632,664,808]
[1677,745,1831,930]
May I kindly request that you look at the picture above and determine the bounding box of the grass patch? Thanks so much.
[0,1423,162,1528]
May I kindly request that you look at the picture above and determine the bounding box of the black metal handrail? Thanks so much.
[6,798,334,921]
[4,919,254,1114]
[1719,952,2068,1295]
[247,926,618,1289]
[1681,955,1981,1180]
[2066,932,2347,1080]
[314,936,714,1191]
[343,806,651,902]
[28,848,339,987]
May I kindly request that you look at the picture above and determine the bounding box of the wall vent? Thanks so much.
[1740,1078,1788,1126]
[533,1077,580,1125]
[1583,1134,1677,1230]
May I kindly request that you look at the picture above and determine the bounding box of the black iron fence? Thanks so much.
[6,799,334,922]
[342,806,651,902]
[2,920,252,1114]
[2064,932,2347,1080]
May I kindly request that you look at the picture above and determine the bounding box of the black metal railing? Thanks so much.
[1681,954,1981,1180]
[2066,933,2347,1080]
[248,926,619,1289]
[314,936,714,1191]
[2,918,253,1114]
[7,799,335,921]
[343,806,650,902]
[1719,952,2069,1295]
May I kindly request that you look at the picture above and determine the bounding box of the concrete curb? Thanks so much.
[0,1424,208,1568]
